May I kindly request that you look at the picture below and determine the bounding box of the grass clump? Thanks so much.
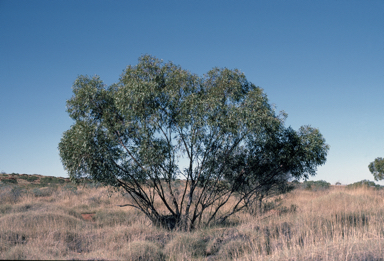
[32,187,55,197]
[119,241,164,261]
[93,209,137,227]
[164,233,208,260]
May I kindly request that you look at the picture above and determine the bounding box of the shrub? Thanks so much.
[18,175,39,182]
[302,180,330,191]
[40,176,65,186]
[347,180,381,189]
[0,186,24,203]
[0,178,17,184]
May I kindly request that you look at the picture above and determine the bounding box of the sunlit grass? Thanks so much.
[1,176,384,260]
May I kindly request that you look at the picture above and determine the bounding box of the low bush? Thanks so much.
[0,178,17,184]
[302,180,330,191]
[347,180,381,189]
[40,176,65,186]
[18,175,39,182]
[0,186,24,204]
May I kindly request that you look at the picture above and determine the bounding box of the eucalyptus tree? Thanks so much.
[369,157,384,181]
[59,55,329,230]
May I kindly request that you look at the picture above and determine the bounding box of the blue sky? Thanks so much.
[1,0,383,185]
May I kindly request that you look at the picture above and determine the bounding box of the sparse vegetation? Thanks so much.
[1,174,384,260]
[301,180,330,191]
[1,178,18,184]
[40,176,65,186]
[347,179,381,189]
[19,175,39,182]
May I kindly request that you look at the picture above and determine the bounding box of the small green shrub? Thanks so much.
[40,176,65,185]
[1,178,17,184]
[302,180,330,191]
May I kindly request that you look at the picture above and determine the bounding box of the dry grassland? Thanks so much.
[1,176,384,260]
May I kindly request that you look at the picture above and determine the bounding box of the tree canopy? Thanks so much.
[369,157,384,181]
[59,55,329,230]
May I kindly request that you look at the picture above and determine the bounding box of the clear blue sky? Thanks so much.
[1,0,383,185]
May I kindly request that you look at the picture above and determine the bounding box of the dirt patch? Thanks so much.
[81,213,95,222]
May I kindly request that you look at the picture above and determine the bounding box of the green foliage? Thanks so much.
[40,176,65,186]
[0,178,17,184]
[347,180,381,189]
[302,180,330,191]
[18,175,39,182]
[368,157,384,181]
[59,55,329,230]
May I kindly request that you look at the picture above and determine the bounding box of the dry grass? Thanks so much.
[1,177,384,260]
